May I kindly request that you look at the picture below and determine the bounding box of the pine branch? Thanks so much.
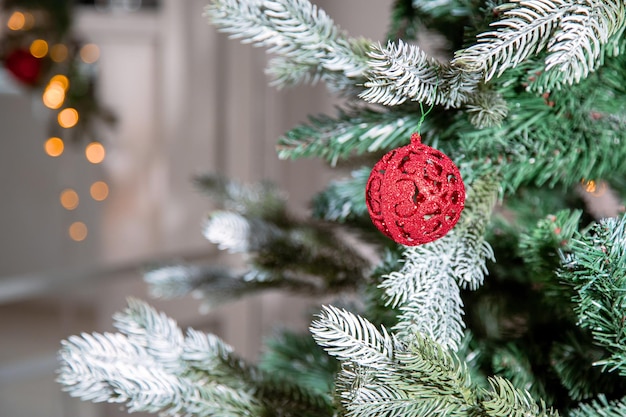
[359,40,482,108]
[57,332,261,416]
[550,333,626,402]
[453,54,626,193]
[569,395,626,417]
[328,326,480,417]
[465,89,509,129]
[182,327,255,383]
[203,210,283,253]
[196,178,370,297]
[310,305,399,369]
[481,376,559,417]
[144,265,259,301]
[260,330,338,395]
[453,0,626,87]
[205,0,371,92]
[113,298,186,374]
[492,343,550,404]
[559,215,626,376]
[58,299,333,417]
[144,264,306,313]
[384,239,467,350]
[543,1,626,86]
[395,334,478,411]
[379,178,499,350]
[194,174,287,222]
[311,307,562,417]
[518,210,582,279]
[311,168,370,222]
[276,107,427,165]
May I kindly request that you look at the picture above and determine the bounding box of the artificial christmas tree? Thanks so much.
[57,1,626,416]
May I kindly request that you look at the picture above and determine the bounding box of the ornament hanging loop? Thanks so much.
[415,73,439,136]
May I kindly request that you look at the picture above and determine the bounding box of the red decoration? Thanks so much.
[366,133,465,245]
[4,49,43,86]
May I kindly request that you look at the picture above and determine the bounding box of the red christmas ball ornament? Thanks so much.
[366,133,465,245]
[4,49,43,86]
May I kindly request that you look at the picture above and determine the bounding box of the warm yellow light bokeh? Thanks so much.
[69,222,88,241]
[43,85,65,109]
[44,137,64,157]
[584,179,597,193]
[23,12,34,30]
[49,74,70,91]
[60,189,79,210]
[85,142,106,164]
[29,39,48,58]
[7,11,25,30]
[50,44,69,63]
[80,44,100,64]
[58,108,79,128]
[90,181,109,201]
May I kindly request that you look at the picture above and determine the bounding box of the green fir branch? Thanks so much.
[453,55,626,193]
[559,215,626,376]
[481,376,559,417]
[491,343,550,404]
[276,107,426,165]
[260,330,338,396]
[465,89,509,128]
[518,210,582,279]
[453,0,626,87]
[311,168,370,223]
[550,333,626,402]
[313,309,481,417]
[569,395,626,417]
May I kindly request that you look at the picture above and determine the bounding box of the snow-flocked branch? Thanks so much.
[310,305,399,369]
[453,0,626,86]
[205,0,371,92]
[360,40,482,108]
[378,178,499,350]
[58,299,332,417]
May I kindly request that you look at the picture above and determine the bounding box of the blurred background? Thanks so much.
[0,1,392,416]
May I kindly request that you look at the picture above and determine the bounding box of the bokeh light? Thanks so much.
[80,44,100,64]
[7,11,25,30]
[49,74,69,91]
[58,108,79,128]
[44,137,64,157]
[85,142,106,164]
[29,39,48,58]
[43,85,65,109]
[50,44,69,63]
[69,222,88,241]
[90,181,109,201]
[60,189,79,210]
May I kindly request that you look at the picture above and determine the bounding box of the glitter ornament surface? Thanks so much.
[365,133,465,245]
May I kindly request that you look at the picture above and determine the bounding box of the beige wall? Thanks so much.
[0,1,392,416]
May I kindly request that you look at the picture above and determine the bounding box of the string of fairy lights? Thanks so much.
[7,10,110,242]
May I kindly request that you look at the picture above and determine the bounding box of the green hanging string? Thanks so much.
[416,101,435,135]
[416,76,439,136]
